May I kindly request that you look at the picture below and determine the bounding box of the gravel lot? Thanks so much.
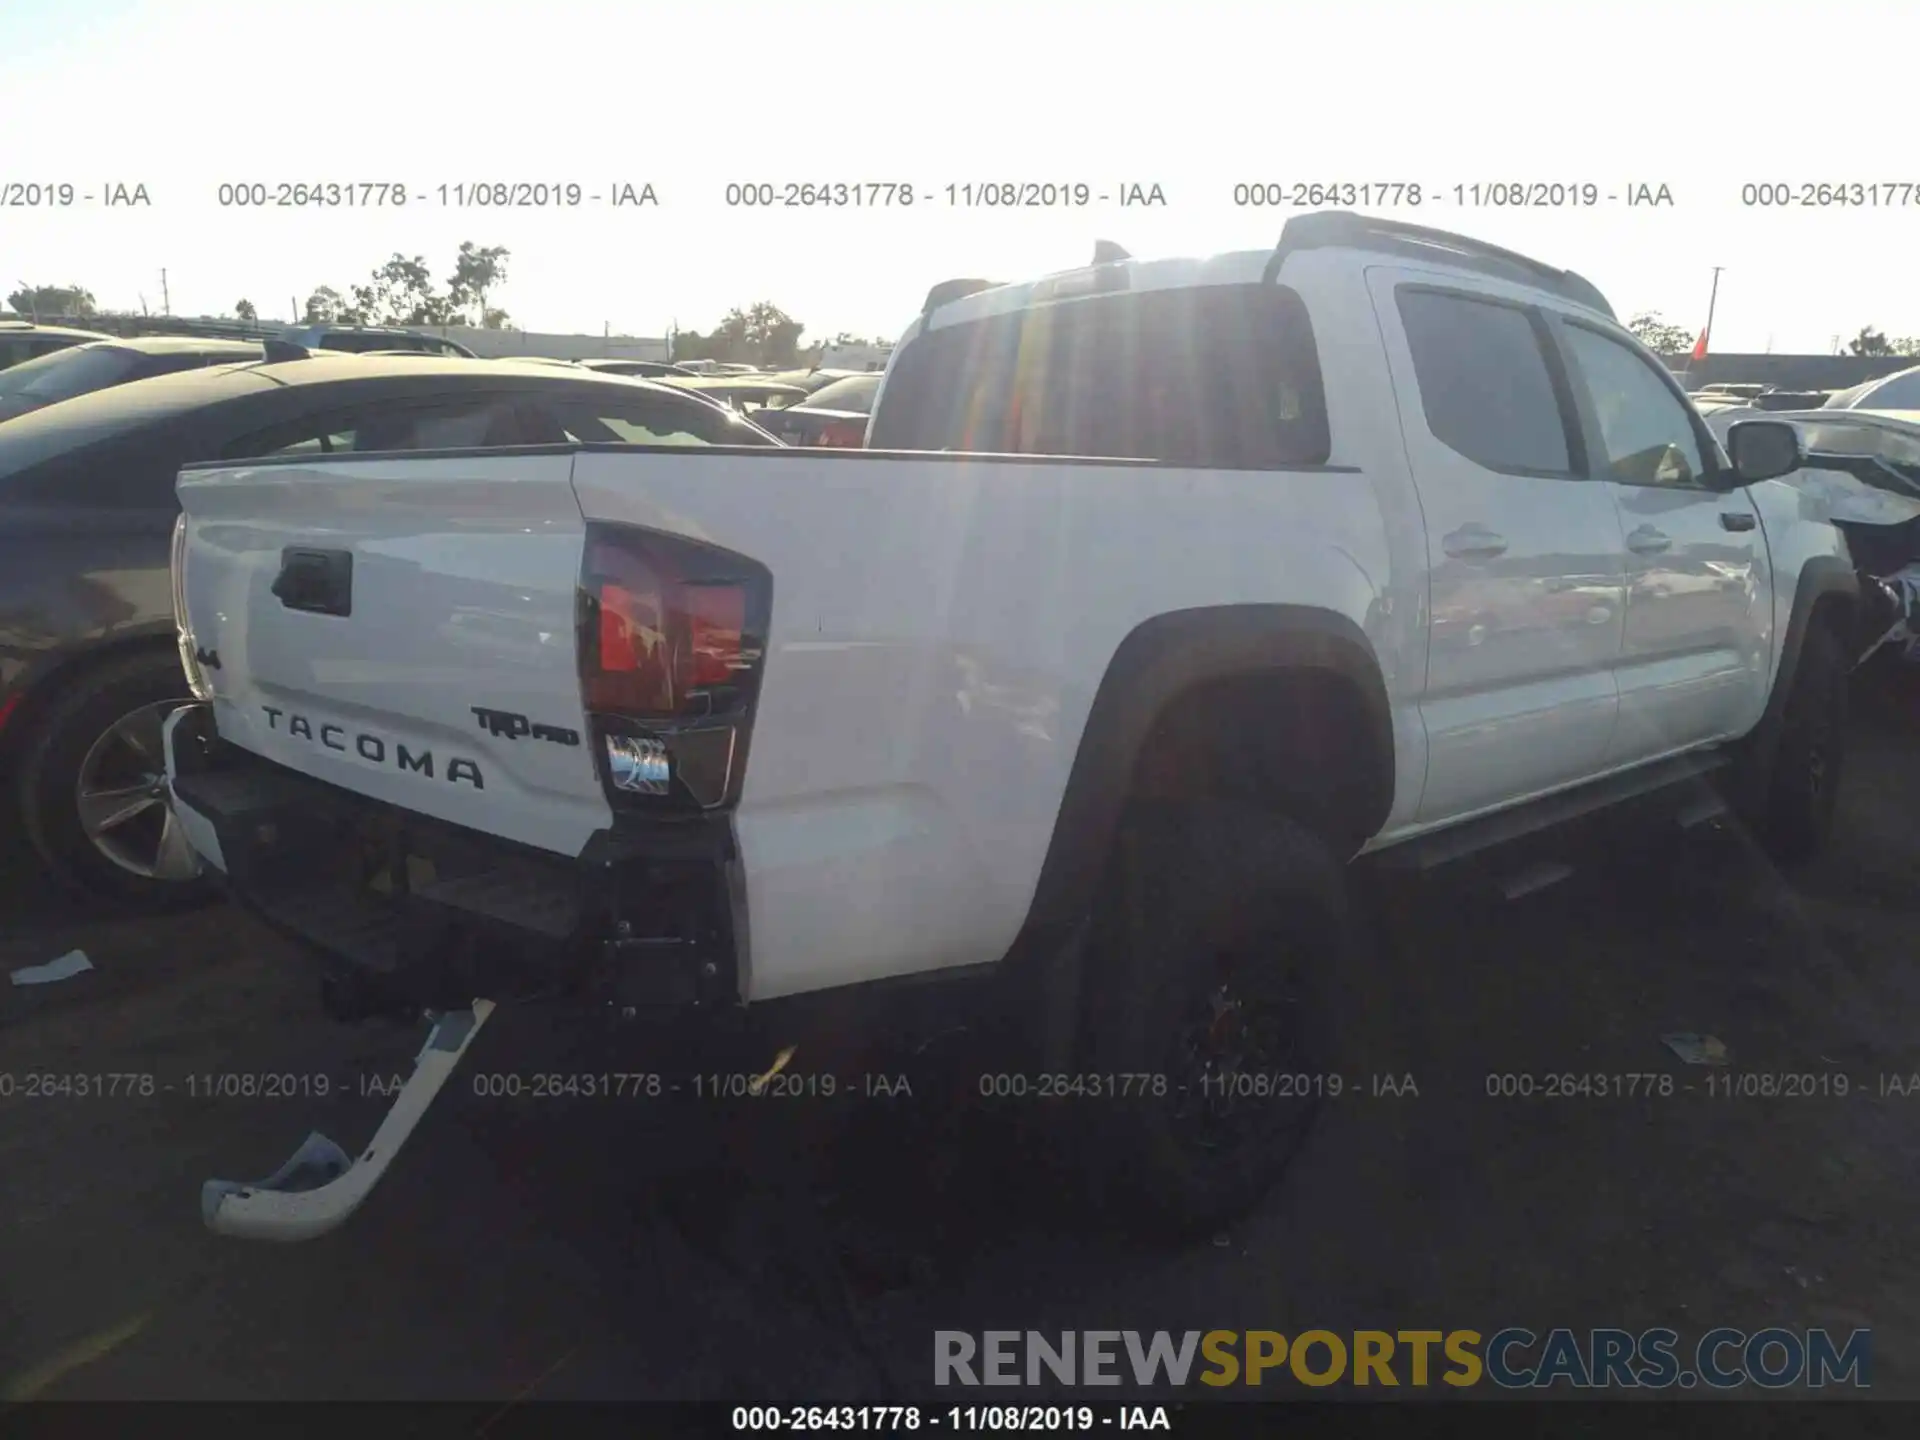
[3,676,1918,1405]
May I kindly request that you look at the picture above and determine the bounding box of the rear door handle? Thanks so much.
[1720,511,1757,532]
[1442,525,1508,561]
[1625,526,1673,556]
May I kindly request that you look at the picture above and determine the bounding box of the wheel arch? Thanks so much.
[0,627,180,770]
[1762,558,1859,727]
[1020,603,1395,936]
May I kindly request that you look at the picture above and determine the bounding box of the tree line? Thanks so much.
[5,243,512,332]
[669,302,888,368]
[6,246,887,366]
[1628,311,1920,358]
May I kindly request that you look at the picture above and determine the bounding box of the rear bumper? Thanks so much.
[162,703,747,1015]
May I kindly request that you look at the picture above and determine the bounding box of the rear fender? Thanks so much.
[1023,604,1394,933]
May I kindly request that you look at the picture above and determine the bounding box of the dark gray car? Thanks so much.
[0,354,777,911]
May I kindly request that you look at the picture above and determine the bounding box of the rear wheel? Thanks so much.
[16,651,216,912]
[1074,801,1369,1234]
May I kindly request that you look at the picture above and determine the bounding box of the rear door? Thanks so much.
[1366,269,1626,823]
[1548,316,1771,763]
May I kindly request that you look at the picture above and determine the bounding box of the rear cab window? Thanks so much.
[867,282,1332,469]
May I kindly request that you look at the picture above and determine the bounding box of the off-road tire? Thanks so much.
[1074,800,1372,1235]
[1750,622,1848,866]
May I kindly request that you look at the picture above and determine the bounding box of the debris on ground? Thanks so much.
[1661,1032,1731,1066]
[9,950,94,987]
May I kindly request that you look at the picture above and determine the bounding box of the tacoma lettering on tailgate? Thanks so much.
[261,706,484,789]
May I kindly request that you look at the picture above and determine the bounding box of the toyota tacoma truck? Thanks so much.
[163,211,1858,1241]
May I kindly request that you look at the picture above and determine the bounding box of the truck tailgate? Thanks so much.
[175,452,613,857]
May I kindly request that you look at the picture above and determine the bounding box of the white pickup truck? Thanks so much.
[163,211,1858,1241]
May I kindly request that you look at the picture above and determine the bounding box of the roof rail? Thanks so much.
[920,278,1001,319]
[1261,210,1615,319]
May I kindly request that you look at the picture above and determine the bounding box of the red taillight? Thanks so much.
[812,419,865,448]
[580,528,766,724]
[685,584,746,688]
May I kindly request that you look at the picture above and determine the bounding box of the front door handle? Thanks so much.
[1720,511,1757,532]
[1625,525,1673,556]
[1442,525,1509,561]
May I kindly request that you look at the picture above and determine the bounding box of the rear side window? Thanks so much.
[1395,289,1572,476]
[867,282,1331,469]
[226,396,536,457]
[141,351,234,381]
[540,389,770,446]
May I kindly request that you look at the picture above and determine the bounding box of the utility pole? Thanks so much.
[161,269,171,317]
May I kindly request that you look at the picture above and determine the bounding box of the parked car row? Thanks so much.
[0,336,266,422]
[751,371,880,446]
[0,318,115,370]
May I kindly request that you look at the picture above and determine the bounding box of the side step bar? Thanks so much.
[1376,751,1733,873]
[201,999,494,1241]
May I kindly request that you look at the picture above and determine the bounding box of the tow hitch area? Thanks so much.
[201,999,495,1242]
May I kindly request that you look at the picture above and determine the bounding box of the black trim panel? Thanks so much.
[168,710,744,1015]
[1760,556,1860,739]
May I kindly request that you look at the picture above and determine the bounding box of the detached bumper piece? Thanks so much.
[164,705,745,1017]
[201,1001,495,1242]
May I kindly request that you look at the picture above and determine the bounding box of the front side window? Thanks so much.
[866,282,1331,469]
[1395,289,1573,476]
[1562,324,1708,488]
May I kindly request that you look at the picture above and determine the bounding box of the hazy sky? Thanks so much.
[5,0,1918,352]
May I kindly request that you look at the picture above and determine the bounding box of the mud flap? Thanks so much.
[201,999,495,1241]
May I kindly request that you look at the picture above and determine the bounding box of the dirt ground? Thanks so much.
[3,678,1918,1406]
